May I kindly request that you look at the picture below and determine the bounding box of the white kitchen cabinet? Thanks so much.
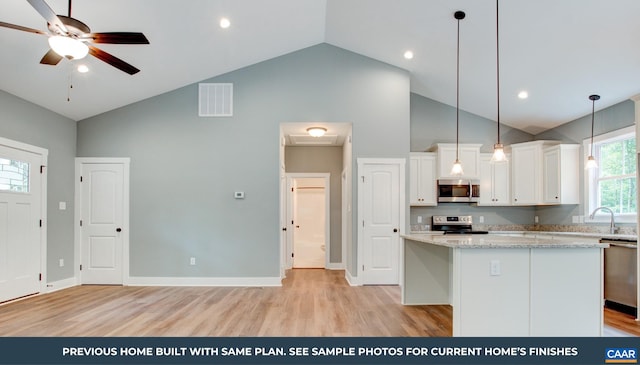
[511,141,579,205]
[542,144,579,204]
[409,153,437,206]
[433,143,481,179]
[478,153,510,206]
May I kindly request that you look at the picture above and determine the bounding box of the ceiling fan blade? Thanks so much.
[81,32,149,45]
[88,45,140,75]
[40,49,63,65]
[0,21,47,35]
[26,0,68,34]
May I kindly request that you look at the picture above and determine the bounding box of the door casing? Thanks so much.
[74,157,130,285]
[285,173,330,270]
[356,158,406,285]
[0,136,47,299]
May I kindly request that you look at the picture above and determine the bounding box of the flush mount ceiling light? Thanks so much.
[307,127,327,137]
[490,0,507,163]
[404,50,414,60]
[450,10,466,176]
[48,35,88,59]
[518,90,529,99]
[220,17,231,29]
[585,94,600,169]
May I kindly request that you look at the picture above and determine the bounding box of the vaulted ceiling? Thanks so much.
[1,0,639,134]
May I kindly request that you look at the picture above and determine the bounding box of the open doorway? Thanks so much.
[288,175,329,268]
[279,123,352,276]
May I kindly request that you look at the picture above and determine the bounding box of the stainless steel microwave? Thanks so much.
[437,179,480,203]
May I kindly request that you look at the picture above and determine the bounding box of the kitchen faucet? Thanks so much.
[589,207,618,234]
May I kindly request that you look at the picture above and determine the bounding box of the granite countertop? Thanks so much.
[401,233,610,249]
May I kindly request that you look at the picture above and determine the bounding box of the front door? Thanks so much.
[0,143,45,302]
[358,159,404,285]
[78,160,128,284]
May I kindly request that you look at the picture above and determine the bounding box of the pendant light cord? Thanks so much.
[495,0,501,145]
[456,14,461,161]
[590,97,595,156]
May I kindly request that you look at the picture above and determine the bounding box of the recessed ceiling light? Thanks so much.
[77,64,89,73]
[403,50,414,60]
[518,90,529,99]
[220,18,231,29]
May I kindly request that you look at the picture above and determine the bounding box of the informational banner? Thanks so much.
[0,337,637,365]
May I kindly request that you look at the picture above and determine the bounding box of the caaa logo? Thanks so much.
[605,348,637,363]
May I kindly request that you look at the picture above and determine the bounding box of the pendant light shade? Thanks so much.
[585,94,600,169]
[490,0,508,163]
[451,10,466,176]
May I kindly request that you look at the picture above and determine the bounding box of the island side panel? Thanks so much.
[402,239,451,305]
[453,248,530,336]
[529,247,603,336]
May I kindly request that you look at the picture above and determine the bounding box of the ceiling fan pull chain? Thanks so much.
[67,70,73,102]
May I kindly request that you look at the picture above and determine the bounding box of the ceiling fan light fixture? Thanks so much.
[48,35,88,60]
[307,127,327,137]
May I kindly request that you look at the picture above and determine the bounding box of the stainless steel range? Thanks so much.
[432,215,488,234]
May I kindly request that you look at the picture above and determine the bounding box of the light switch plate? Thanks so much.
[59,202,66,210]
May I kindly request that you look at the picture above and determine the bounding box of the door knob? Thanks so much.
[393,228,398,233]
[116,228,122,232]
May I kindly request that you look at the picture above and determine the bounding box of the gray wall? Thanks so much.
[0,90,76,282]
[285,146,343,263]
[411,93,533,152]
[410,93,636,228]
[535,99,635,225]
[410,92,537,225]
[77,43,410,278]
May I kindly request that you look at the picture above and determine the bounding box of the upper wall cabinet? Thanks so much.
[433,143,482,179]
[542,144,580,204]
[409,153,437,206]
[511,141,579,205]
[478,153,511,206]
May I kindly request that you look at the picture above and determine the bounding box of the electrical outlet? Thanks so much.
[59,259,64,267]
[534,216,539,224]
[479,216,484,223]
[190,257,196,265]
[417,216,422,224]
[490,260,501,276]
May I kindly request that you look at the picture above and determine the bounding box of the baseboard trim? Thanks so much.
[344,269,359,286]
[45,277,77,293]
[326,262,345,270]
[127,276,283,287]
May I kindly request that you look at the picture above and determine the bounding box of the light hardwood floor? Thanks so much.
[0,269,637,337]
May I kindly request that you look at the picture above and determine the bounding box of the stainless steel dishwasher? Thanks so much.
[602,238,637,314]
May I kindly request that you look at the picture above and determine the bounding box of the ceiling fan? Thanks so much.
[0,0,149,75]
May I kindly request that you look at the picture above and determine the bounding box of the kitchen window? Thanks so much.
[584,125,636,223]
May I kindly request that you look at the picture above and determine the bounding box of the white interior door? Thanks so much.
[358,159,404,285]
[78,160,128,285]
[292,177,326,268]
[0,143,45,302]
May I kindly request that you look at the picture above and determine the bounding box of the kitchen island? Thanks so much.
[402,233,609,336]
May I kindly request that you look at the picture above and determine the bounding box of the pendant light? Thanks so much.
[450,10,466,176]
[490,0,507,163]
[585,94,600,169]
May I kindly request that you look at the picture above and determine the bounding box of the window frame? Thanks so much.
[583,125,637,223]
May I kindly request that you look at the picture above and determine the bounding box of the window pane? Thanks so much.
[599,140,623,177]
[0,158,29,193]
[598,177,636,214]
[623,138,636,174]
